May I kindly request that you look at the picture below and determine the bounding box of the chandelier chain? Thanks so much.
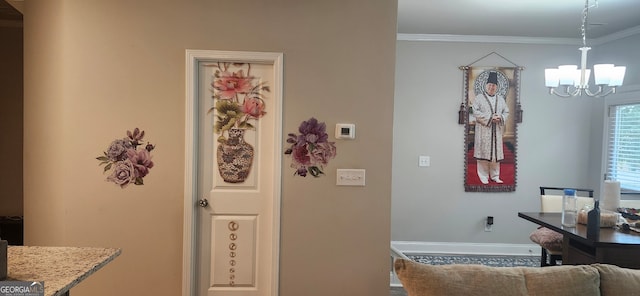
[581,1,587,47]
[581,0,598,48]
[580,0,598,47]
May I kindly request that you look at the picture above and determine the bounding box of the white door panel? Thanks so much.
[183,50,282,296]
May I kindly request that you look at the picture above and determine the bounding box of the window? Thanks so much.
[606,103,640,193]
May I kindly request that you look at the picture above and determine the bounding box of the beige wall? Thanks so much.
[23,1,396,295]
[0,25,23,217]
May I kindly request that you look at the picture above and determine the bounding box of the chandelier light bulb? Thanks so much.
[545,69,560,87]
[609,66,626,86]
[558,65,577,86]
[573,68,591,88]
[594,64,614,85]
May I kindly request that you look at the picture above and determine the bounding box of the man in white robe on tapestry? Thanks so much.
[472,71,509,184]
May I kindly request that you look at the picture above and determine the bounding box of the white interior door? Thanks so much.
[183,50,282,296]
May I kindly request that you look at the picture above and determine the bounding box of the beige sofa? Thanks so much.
[394,258,640,296]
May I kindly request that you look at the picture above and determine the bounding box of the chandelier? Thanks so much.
[544,0,626,98]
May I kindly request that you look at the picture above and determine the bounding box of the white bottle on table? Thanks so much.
[562,188,577,227]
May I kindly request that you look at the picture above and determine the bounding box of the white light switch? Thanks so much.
[336,169,366,186]
[419,156,430,167]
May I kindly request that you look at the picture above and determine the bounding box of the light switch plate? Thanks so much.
[419,156,430,167]
[336,169,365,186]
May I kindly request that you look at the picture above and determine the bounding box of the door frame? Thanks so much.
[182,49,283,296]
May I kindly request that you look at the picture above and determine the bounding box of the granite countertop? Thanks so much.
[7,246,121,296]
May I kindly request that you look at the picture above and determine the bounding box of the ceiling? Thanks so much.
[2,1,639,40]
[398,0,640,39]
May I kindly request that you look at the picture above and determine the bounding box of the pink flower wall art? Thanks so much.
[208,62,271,183]
[96,128,155,188]
[284,118,337,177]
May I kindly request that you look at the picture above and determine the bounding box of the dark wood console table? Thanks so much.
[519,212,640,269]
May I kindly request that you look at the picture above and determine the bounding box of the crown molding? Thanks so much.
[396,33,580,45]
[591,25,640,46]
[398,25,640,46]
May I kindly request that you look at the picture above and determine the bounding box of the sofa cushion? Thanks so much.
[394,258,601,296]
[521,264,600,296]
[593,263,640,295]
[394,259,527,296]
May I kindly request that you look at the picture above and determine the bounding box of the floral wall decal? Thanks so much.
[208,62,270,183]
[285,117,337,177]
[96,128,155,188]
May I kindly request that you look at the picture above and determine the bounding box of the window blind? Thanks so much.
[606,103,640,192]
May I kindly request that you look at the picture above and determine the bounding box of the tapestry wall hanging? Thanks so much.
[460,58,522,192]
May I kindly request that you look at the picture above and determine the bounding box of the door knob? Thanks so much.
[198,198,209,207]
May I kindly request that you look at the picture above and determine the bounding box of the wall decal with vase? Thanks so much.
[208,62,270,183]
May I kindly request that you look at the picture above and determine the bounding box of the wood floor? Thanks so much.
[390,286,407,296]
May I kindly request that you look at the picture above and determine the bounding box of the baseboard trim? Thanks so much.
[392,241,542,256]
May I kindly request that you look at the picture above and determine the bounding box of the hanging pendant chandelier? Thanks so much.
[544,0,626,98]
